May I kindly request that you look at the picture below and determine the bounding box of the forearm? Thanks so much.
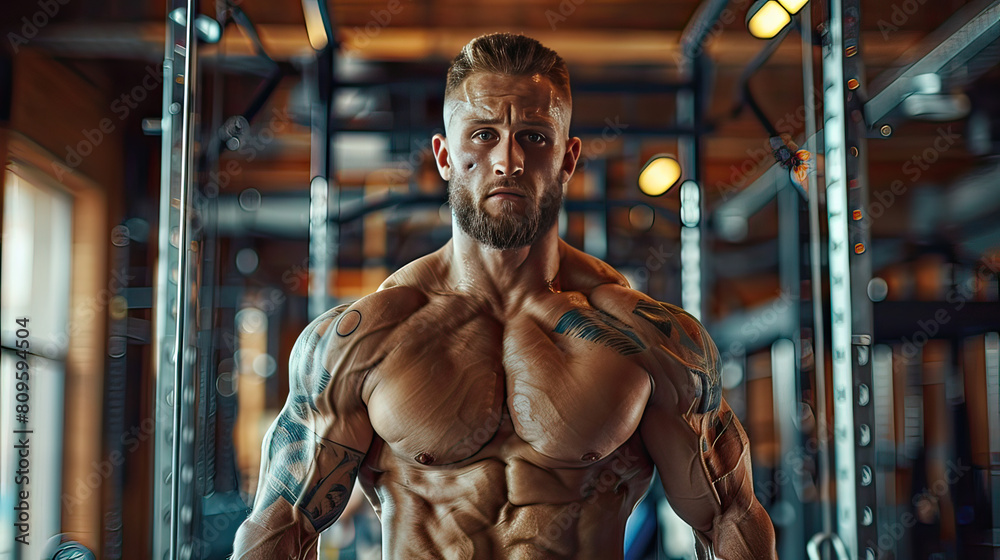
[697,500,777,560]
[231,515,320,560]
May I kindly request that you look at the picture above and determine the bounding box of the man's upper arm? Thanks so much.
[634,300,776,559]
[233,303,376,558]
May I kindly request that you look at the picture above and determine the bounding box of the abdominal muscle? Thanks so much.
[356,413,656,560]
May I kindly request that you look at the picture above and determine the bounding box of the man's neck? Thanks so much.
[447,224,563,314]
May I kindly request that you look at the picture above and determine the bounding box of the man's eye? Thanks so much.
[526,132,545,143]
[475,131,495,141]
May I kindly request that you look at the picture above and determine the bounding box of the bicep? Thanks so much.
[640,397,756,535]
[255,407,368,528]
[233,407,369,559]
[234,306,374,557]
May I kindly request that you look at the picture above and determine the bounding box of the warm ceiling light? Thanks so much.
[638,155,682,197]
[777,0,809,15]
[746,0,792,39]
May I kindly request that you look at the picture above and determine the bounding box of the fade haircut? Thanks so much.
[445,33,571,104]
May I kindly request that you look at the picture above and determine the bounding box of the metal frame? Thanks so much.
[153,2,200,558]
[842,0,878,557]
[986,332,1000,551]
[864,0,1000,131]
[821,0,860,555]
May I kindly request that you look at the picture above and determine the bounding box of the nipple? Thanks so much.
[415,452,436,465]
[581,452,601,462]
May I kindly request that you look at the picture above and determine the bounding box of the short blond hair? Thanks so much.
[445,33,571,101]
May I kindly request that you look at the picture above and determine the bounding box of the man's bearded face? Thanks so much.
[448,172,563,251]
[435,72,578,251]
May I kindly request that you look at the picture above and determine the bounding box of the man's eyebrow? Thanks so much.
[466,117,557,129]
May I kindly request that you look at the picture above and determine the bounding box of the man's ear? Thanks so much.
[559,136,583,185]
[432,133,451,181]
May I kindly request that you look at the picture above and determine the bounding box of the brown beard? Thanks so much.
[448,176,563,250]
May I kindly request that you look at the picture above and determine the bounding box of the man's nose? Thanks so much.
[492,135,524,177]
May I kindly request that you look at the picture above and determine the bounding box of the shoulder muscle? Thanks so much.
[591,285,721,415]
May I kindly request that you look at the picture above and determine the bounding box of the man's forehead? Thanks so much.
[444,72,571,130]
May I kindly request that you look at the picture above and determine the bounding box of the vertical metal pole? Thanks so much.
[777,170,804,556]
[986,333,1000,550]
[842,0,878,555]
[309,50,337,319]
[801,3,836,554]
[169,1,198,559]
[103,225,131,560]
[154,1,199,559]
[772,335,805,558]
[823,0,878,557]
[678,57,703,321]
[872,345,897,559]
[821,0,858,555]
[153,15,177,560]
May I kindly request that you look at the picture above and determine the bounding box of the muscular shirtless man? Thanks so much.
[232,33,777,559]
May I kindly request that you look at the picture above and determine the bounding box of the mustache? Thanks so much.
[487,178,527,190]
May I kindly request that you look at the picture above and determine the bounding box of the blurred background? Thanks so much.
[1,0,999,558]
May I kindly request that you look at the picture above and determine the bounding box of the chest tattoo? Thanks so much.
[553,308,646,356]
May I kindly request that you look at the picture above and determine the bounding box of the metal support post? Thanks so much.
[677,56,704,322]
[986,333,1000,551]
[821,0,878,557]
[154,1,201,558]
[842,0,878,555]
[776,167,805,556]
[308,49,338,319]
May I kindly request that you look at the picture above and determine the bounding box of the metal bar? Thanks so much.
[677,55,703,321]
[712,132,820,242]
[986,332,1000,548]
[843,0,879,555]
[308,51,333,319]
[872,345,896,559]
[802,3,834,552]
[153,10,181,560]
[102,225,131,560]
[777,169,804,557]
[169,2,198,559]
[821,0,858,554]
[679,0,732,60]
[772,338,805,558]
[864,0,1000,128]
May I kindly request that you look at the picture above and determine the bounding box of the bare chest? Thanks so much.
[362,296,653,468]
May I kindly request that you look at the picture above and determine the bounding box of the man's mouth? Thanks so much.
[486,187,526,199]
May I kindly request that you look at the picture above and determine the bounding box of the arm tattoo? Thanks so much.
[633,300,722,413]
[554,308,646,355]
[259,412,364,531]
[632,300,702,355]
